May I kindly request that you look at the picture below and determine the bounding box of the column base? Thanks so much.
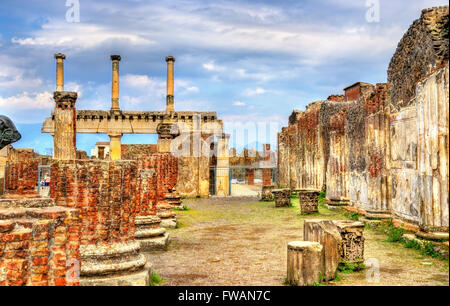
[80,241,149,286]
[326,198,349,206]
[135,215,170,251]
[416,231,449,242]
[80,267,151,286]
[365,210,392,220]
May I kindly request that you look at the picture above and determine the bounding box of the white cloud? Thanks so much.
[0,91,53,111]
[203,61,224,72]
[185,86,199,93]
[233,101,246,106]
[243,87,270,96]
[11,21,154,50]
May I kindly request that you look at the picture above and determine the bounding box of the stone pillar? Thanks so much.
[287,241,324,286]
[165,56,176,112]
[216,133,230,196]
[53,91,77,160]
[110,55,121,111]
[54,53,66,91]
[109,133,122,161]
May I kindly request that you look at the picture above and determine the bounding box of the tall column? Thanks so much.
[165,56,176,112]
[53,91,77,160]
[216,133,230,196]
[109,133,122,160]
[110,55,121,112]
[54,53,66,92]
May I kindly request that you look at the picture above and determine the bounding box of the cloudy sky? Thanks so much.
[0,0,447,155]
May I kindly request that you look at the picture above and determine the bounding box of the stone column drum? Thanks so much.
[297,189,320,214]
[135,162,170,251]
[272,188,291,207]
[50,159,151,286]
[287,241,324,286]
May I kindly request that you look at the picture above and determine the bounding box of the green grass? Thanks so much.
[174,205,190,211]
[338,260,365,273]
[149,272,164,286]
[375,221,446,260]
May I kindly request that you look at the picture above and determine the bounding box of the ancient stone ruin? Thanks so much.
[278,6,449,241]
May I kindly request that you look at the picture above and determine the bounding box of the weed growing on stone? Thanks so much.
[345,212,360,221]
[174,205,190,211]
[338,260,365,273]
[385,222,406,243]
[404,239,422,250]
[149,272,164,286]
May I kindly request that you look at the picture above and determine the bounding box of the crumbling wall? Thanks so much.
[388,6,449,107]
[0,199,81,286]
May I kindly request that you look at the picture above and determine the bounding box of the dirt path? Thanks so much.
[147,198,449,286]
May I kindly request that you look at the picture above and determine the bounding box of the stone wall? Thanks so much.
[278,6,449,235]
[121,144,158,160]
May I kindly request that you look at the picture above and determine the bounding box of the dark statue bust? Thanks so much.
[0,115,21,150]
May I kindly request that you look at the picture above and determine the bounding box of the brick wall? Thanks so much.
[50,160,138,245]
[4,148,40,197]
[0,202,81,286]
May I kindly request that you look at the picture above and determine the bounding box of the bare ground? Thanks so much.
[147,197,449,286]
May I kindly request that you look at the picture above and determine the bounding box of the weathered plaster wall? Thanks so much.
[416,64,449,231]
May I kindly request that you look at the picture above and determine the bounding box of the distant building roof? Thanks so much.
[95,142,110,146]
[343,82,373,91]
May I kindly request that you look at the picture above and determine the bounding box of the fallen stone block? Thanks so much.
[287,241,324,286]
[304,220,341,281]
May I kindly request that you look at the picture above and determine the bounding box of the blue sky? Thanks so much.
[1,0,448,155]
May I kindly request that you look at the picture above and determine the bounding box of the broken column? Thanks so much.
[165,56,175,112]
[272,188,290,207]
[298,189,319,214]
[53,91,77,160]
[303,220,341,281]
[135,167,169,251]
[304,219,365,279]
[50,160,150,286]
[260,185,275,201]
[333,220,365,266]
[286,241,324,286]
[0,197,81,286]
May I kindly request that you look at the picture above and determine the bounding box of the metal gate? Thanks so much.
[37,165,51,197]
[209,166,216,196]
